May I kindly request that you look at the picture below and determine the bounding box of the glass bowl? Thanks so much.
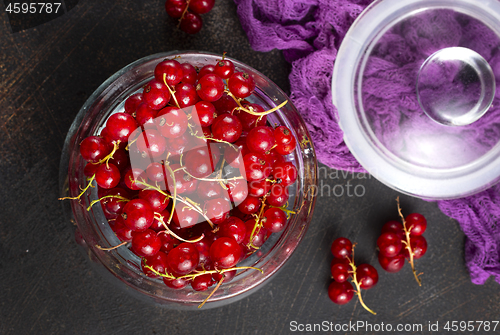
[333,0,500,199]
[59,51,318,309]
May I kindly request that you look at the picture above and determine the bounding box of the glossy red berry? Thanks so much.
[105,112,139,144]
[131,229,161,257]
[210,237,242,269]
[406,213,427,236]
[262,207,287,233]
[273,161,297,186]
[122,198,154,232]
[356,264,378,290]
[180,62,198,85]
[377,232,403,258]
[218,217,246,244]
[214,59,235,79]
[95,163,121,189]
[191,273,214,291]
[180,11,203,34]
[166,243,200,276]
[165,0,187,19]
[197,74,225,102]
[124,93,144,115]
[155,107,188,138]
[142,251,169,278]
[331,261,350,283]
[174,82,199,108]
[331,237,352,259]
[212,114,243,143]
[274,126,296,155]
[80,136,111,163]
[228,72,255,98]
[189,0,215,14]
[154,58,184,86]
[328,281,354,305]
[246,126,275,154]
[378,252,405,273]
[143,79,171,110]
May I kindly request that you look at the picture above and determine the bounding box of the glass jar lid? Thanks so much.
[333,0,500,199]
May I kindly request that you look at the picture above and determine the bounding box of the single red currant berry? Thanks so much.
[197,74,225,102]
[274,126,296,155]
[228,72,255,99]
[111,216,134,242]
[124,168,147,191]
[243,152,272,182]
[105,112,139,144]
[142,251,169,278]
[218,217,246,244]
[163,277,188,289]
[212,114,243,143]
[192,101,217,127]
[262,207,287,233]
[331,261,350,283]
[266,184,289,207]
[331,237,352,259]
[227,178,248,206]
[166,242,200,276]
[134,103,158,129]
[246,126,276,154]
[248,179,271,197]
[210,237,242,269]
[136,129,167,158]
[356,264,378,289]
[406,213,427,236]
[180,62,198,85]
[172,207,200,229]
[273,161,298,186]
[235,103,267,131]
[139,189,170,212]
[143,79,171,110]
[174,82,199,108]
[131,229,161,257]
[381,220,405,240]
[378,252,405,273]
[214,59,235,79]
[84,162,99,177]
[124,93,144,115]
[155,107,188,138]
[122,199,154,232]
[403,235,428,259]
[95,163,121,189]
[237,195,261,215]
[328,281,354,305]
[80,136,111,163]
[154,58,184,86]
[180,11,203,34]
[197,180,224,200]
[191,273,214,291]
[189,0,215,14]
[204,198,231,225]
[165,0,187,18]
[101,187,130,215]
[377,232,403,258]
[243,220,268,248]
[197,64,215,80]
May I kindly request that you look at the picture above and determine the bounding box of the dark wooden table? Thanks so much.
[1,1,499,334]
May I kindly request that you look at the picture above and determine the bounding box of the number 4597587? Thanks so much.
[5,3,62,14]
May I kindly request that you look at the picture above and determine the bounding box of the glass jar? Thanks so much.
[59,51,318,309]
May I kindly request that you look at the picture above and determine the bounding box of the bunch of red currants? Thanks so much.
[66,54,298,307]
[328,203,428,313]
[329,237,378,314]
[165,0,215,34]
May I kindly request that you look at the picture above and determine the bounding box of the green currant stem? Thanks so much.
[95,241,128,251]
[58,175,95,201]
[177,0,191,28]
[397,197,422,286]
[226,90,288,116]
[87,194,129,211]
[163,163,177,226]
[247,195,268,249]
[93,140,120,168]
[154,213,204,243]
[163,73,181,109]
[347,249,376,315]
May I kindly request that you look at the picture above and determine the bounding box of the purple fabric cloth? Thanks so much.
[233,0,500,285]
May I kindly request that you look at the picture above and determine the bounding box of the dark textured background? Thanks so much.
[1,1,499,334]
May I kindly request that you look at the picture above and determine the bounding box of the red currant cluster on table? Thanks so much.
[165,0,215,34]
[377,198,427,285]
[64,54,298,308]
[329,237,379,315]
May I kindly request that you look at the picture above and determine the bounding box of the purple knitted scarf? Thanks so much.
[233,0,500,285]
